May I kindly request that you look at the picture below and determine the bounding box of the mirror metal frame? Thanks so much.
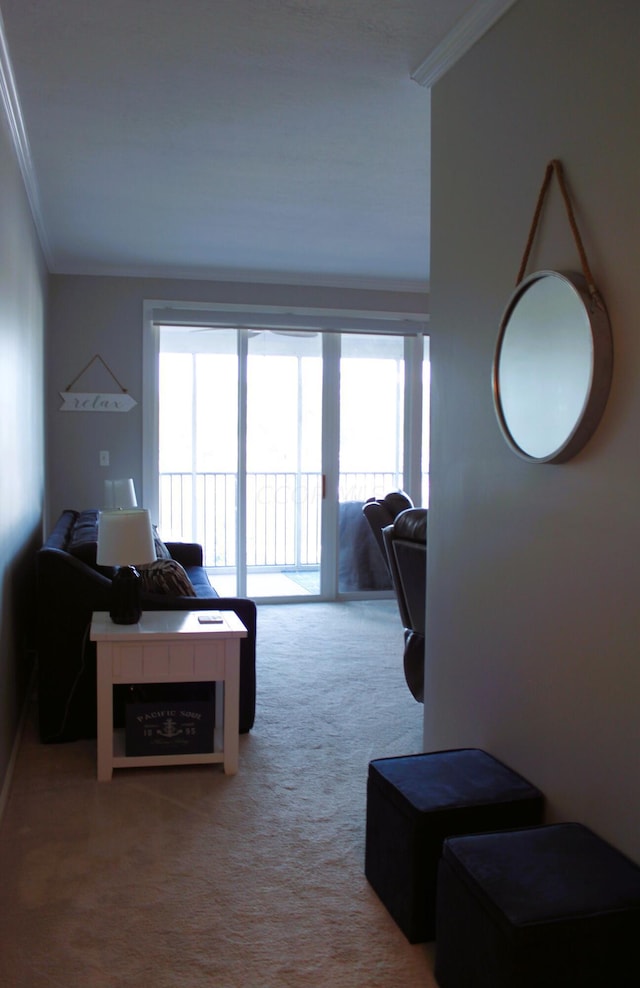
[492,270,613,464]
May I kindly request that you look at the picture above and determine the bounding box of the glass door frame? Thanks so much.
[142,301,428,603]
[321,332,340,599]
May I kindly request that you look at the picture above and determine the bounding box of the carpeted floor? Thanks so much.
[0,600,438,987]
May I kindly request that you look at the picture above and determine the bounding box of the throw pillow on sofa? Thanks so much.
[152,525,172,560]
[138,559,196,596]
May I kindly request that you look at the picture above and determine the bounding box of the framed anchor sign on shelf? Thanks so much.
[59,354,137,412]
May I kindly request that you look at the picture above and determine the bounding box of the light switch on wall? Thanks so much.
[99,451,109,466]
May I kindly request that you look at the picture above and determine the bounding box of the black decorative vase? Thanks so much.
[109,565,142,624]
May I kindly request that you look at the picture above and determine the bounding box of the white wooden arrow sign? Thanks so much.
[59,392,137,412]
[60,355,137,412]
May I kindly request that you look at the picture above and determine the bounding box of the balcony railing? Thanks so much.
[159,471,413,569]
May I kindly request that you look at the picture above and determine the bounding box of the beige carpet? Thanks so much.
[0,601,438,987]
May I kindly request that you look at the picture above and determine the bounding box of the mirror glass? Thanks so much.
[493,271,612,463]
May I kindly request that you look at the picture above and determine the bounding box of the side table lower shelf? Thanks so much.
[111,726,226,770]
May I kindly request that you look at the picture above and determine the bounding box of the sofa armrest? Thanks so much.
[166,542,203,567]
[142,593,255,629]
[36,548,112,742]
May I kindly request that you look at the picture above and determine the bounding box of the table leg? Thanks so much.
[96,645,114,781]
[222,641,240,775]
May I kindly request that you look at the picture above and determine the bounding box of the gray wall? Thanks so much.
[0,107,46,794]
[426,0,639,860]
[46,275,428,526]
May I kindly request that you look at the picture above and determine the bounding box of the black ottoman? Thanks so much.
[364,748,544,943]
[435,823,640,988]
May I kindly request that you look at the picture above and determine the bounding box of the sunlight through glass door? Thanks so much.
[246,330,323,598]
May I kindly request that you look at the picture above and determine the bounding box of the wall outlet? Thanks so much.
[99,450,109,466]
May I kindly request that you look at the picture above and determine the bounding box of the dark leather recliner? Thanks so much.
[362,491,414,575]
[382,507,427,703]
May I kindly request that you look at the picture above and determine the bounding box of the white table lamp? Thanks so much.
[97,508,156,623]
[104,478,137,509]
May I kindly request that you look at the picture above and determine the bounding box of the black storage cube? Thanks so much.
[364,748,544,943]
[435,823,640,988]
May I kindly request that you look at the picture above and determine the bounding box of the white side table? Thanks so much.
[90,610,247,781]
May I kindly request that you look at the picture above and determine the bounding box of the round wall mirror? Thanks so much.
[492,270,612,463]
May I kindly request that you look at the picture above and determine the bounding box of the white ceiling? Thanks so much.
[0,1,508,290]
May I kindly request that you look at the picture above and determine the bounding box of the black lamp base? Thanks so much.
[109,565,142,624]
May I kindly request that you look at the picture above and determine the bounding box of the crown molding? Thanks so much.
[411,0,519,88]
[53,259,430,295]
[0,9,53,266]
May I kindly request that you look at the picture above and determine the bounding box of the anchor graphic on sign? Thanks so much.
[157,718,183,739]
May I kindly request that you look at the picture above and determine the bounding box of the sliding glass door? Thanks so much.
[158,328,239,585]
[338,334,407,593]
[245,330,323,598]
[154,323,428,601]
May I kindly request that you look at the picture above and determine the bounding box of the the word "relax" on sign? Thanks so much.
[59,391,137,412]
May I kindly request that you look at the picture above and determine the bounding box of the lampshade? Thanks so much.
[97,509,156,567]
[104,478,137,510]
